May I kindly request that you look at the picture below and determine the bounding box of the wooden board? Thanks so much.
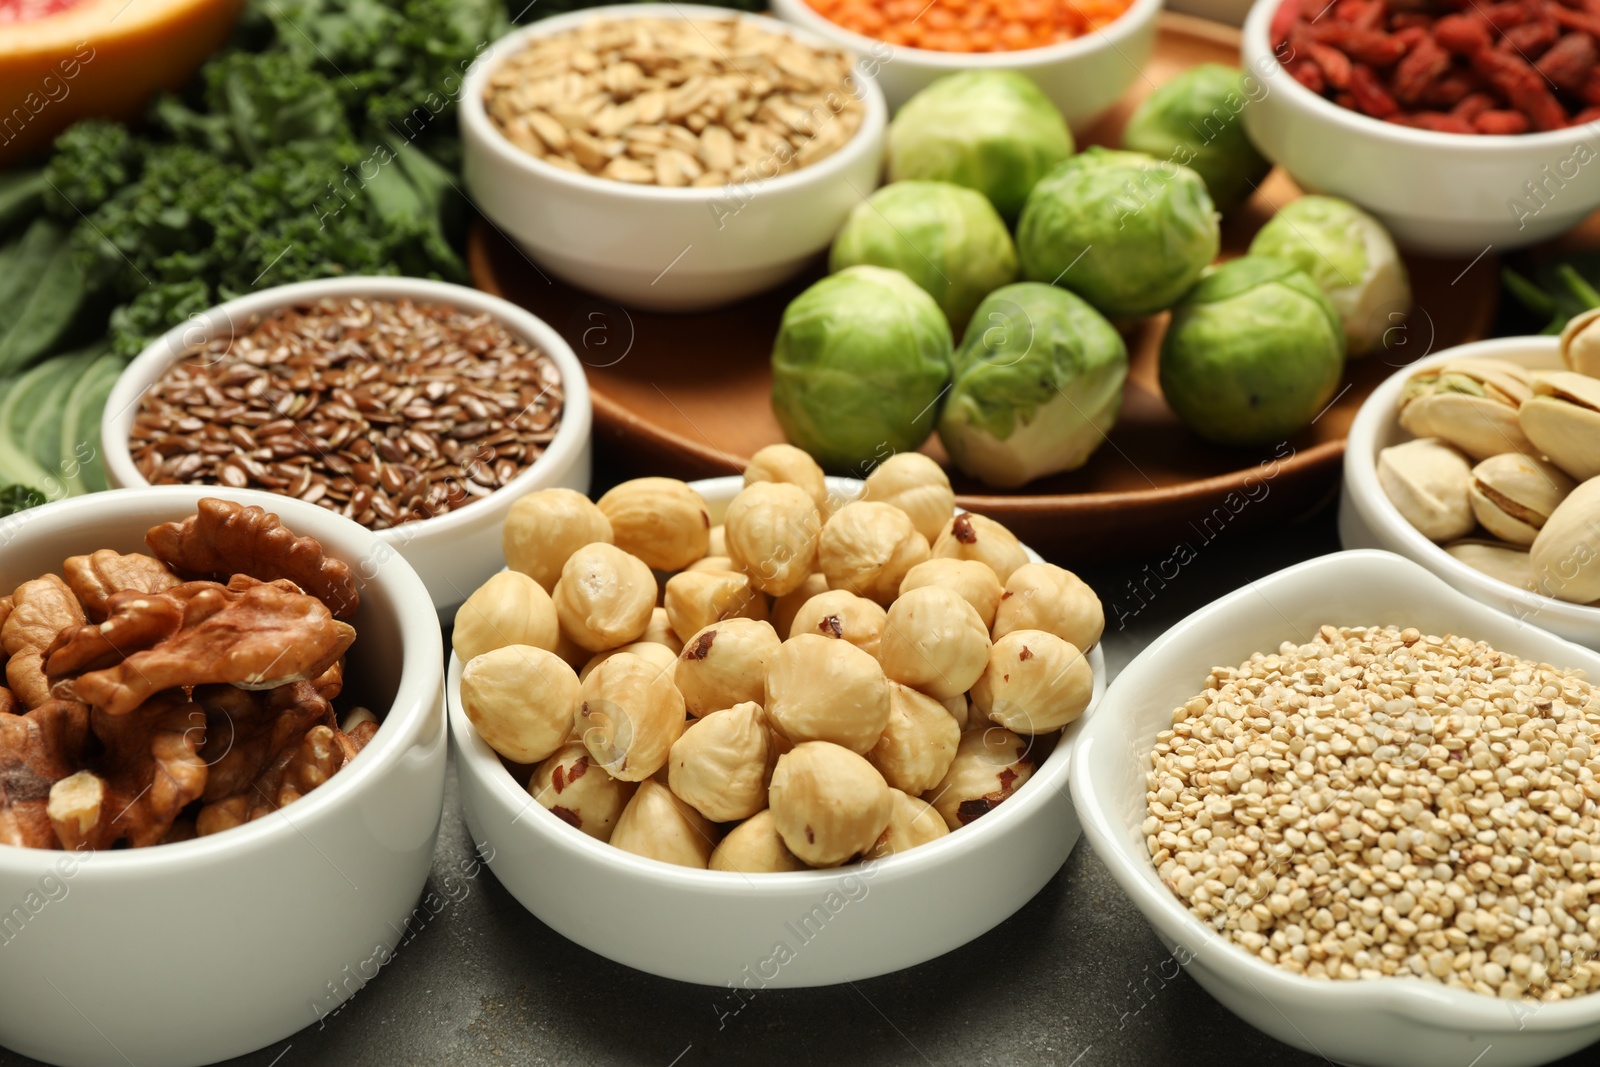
[469,13,1499,563]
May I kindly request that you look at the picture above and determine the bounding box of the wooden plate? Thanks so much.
[469,13,1499,562]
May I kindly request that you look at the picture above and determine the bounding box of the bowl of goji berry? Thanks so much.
[1241,0,1600,255]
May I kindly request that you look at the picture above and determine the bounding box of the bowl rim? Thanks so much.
[459,3,889,203]
[1343,334,1600,626]
[1240,0,1587,151]
[447,474,1107,891]
[0,484,443,875]
[1070,547,1600,1029]
[768,0,1164,69]
[99,276,592,548]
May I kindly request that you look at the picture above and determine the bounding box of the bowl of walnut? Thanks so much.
[0,487,446,1067]
[446,448,1107,986]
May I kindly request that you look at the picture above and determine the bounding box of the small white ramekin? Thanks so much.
[769,0,1162,126]
[0,485,446,1067]
[1072,549,1600,1067]
[100,276,593,621]
[448,476,1105,986]
[1338,336,1600,649]
[460,4,888,311]
[1240,0,1600,255]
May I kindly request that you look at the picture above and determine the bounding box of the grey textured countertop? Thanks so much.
[5,503,1594,1067]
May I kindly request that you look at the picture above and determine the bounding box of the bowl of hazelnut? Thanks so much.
[0,487,445,1067]
[445,448,1107,986]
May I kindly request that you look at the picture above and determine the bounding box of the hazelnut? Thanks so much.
[453,570,559,664]
[898,558,1003,629]
[787,588,888,658]
[866,790,949,859]
[941,693,971,731]
[768,741,892,867]
[931,512,1028,582]
[674,618,782,717]
[459,645,579,764]
[771,572,829,636]
[878,586,990,700]
[991,562,1104,651]
[503,487,614,592]
[610,780,718,868]
[924,727,1036,830]
[639,607,683,654]
[710,809,809,873]
[597,477,711,571]
[818,501,930,606]
[553,543,657,652]
[553,628,590,671]
[577,652,687,781]
[686,555,738,574]
[868,683,960,795]
[580,640,679,682]
[529,741,637,842]
[668,701,771,822]
[971,630,1093,734]
[708,524,727,556]
[766,633,890,753]
[663,569,769,643]
[745,443,829,518]
[725,482,822,596]
[861,453,954,543]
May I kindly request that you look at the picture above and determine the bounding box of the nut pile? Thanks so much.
[484,16,865,186]
[0,498,376,850]
[454,447,1103,871]
[1380,318,1600,603]
[1148,625,1600,1001]
[131,298,564,531]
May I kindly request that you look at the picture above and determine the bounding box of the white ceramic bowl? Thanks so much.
[770,0,1161,126]
[460,5,888,311]
[100,276,593,621]
[1239,0,1600,255]
[1337,336,1600,649]
[1072,549,1600,1067]
[0,486,446,1067]
[448,476,1105,986]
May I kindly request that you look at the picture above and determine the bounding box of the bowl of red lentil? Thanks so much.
[1240,0,1600,255]
[768,0,1162,125]
[1072,549,1600,1067]
[99,276,593,620]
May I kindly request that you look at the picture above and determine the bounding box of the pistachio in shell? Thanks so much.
[1376,438,1474,542]
[1529,476,1600,603]
[1444,539,1536,593]
[1397,359,1533,460]
[1467,453,1575,545]
[1520,371,1600,482]
[1561,307,1600,377]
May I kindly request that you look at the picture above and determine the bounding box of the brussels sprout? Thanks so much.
[1248,195,1411,357]
[771,266,952,471]
[939,283,1127,488]
[886,71,1074,219]
[829,181,1018,333]
[1017,147,1220,320]
[1121,64,1271,215]
[1158,255,1346,448]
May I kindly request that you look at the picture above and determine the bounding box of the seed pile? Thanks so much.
[484,17,864,186]
[131,298,563,530]
[1148,624,1600,1001]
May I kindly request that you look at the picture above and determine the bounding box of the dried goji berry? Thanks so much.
[1392,25,1430,49]
[1582,67,1600,102]
[1552,4,1600,36]
[1420,69,1484,106]
[1450,91,1498,119]
[1391,111,1480,132]
[1434,13,1494,53]
[1536,30,1598,88]
[1271,0,1303,49]
[1500,18,1561,55]
[1475,108,1532,132]
[1394,36,1454,102]
[1568,104,1600,126]
[1334,91,1360,109]
[1483,0,1538,29]
[1391,12,1434,30]
[1309,41,1356,87]
[1333,0,1384,28]
[1349,63,1402,115]
[1289,56,1329,94]
[1310,22,1409,65]
[1511,78,1569,128]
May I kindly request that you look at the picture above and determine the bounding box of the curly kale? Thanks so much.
[108,281,215,360]
[0,484,47,517]
[42,121,140,218]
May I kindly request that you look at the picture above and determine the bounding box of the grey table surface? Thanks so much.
[4,499,1594,1067]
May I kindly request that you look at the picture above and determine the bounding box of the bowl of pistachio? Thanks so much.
[1340,332,1600,649]
[445,449,1107,986]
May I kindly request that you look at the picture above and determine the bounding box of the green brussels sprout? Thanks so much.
[771,265,953,471]
[1121,64,1271,215]
[938,283,1127,488]
[1248,195,1411,357]
[886,71,1074,220]
[1017,147,1220,320]
[1158,255,1346,448]
[829,181,1018,333]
